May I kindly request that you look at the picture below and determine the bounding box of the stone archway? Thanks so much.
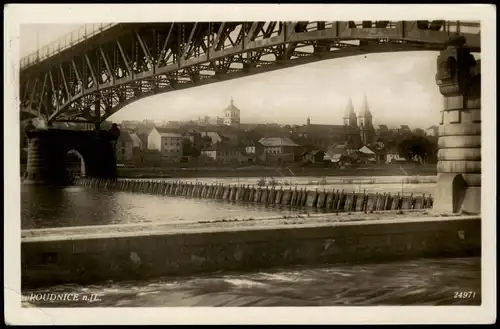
[66,149,86,178]
[24,129,118,186]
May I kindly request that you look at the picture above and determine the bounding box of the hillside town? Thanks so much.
[105,96,438,169]
[20,96,439,170]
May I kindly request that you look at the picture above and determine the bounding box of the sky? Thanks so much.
[20,23,446,129]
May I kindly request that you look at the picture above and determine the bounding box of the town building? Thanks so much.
[300,150,325,164]
[243,140,265,163]
[197,116,224,126]
[357,145,377,163]
[116,130,143,165]
[324,144,352,167]
[147,127,183,163]
[296,116,352,149]
[385,148,407,163]
[258,137,302,163]
[375,124,391,139]
[398,125,413,136]
[259,137,301,155]
[368,141,407,164]
[294,96,376,150]
[200,142,241,163]
[199,131,223,146]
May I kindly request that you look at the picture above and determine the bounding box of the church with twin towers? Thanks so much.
[342,95,376,146]
[219,94,376,148]
[301,94,376,150]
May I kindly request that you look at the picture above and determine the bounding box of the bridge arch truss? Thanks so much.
[20,21,480,124]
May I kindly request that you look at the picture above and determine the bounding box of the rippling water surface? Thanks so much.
[21,179,479,307]
[21,185,329,229]
[21,175,435,229]
[23,257,480,307]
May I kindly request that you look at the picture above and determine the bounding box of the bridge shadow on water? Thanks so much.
[21,185,121,229]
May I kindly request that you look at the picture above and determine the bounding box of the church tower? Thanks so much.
[343,97,357,128]
[358,94,375,145]
[223,97,241,128]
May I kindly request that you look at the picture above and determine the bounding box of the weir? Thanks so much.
[75,177,434,212]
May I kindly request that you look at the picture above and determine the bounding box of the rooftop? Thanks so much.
[153,127,183,137]
[202,142,239,152]
[299,123,346,134]
[224,97,241,113]
[129,133,142,148]
[358,145,375,155]
[258,137,300,147]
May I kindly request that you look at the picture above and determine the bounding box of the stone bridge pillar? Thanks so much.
[24,130,67,185]
[434,36,481,214]
[23,129,118,186]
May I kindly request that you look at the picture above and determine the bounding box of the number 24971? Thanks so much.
[454,291,476,299]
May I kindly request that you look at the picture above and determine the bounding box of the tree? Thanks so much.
[201,135,212,150]
[182,138,200,157]
[397,136,437,163]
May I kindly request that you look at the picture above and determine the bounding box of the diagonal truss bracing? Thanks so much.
[19,20,480,124]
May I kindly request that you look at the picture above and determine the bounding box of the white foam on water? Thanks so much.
[223,278,268,287]
[259,273,313,282]
[137,290,161,297]
[327,271,354,277]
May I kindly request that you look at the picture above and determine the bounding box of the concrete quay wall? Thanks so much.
[75,177,434,212]
[22,216,480,289]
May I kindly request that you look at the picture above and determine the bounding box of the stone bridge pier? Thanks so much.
[24,129,118,186]
[434,37,481,214]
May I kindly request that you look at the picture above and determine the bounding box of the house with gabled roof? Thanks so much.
[115,130,144,165]
[148,127,184,163]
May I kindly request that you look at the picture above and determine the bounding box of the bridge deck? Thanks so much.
[19,21,480,124]
[21,21,480,71]
[21,23,117,70]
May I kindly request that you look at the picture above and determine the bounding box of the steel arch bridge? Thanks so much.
[20,21,480,125]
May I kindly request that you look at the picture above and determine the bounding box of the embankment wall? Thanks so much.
[22,216,480,288]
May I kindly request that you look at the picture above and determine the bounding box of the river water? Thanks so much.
[23,258,481,307]
[21,176,436,229]
[21,177,480,306]
[21,185,330,229]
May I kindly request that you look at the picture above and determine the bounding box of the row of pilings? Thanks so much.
[75,177,434,212]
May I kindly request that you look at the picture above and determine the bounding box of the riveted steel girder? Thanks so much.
[19,21,480,124]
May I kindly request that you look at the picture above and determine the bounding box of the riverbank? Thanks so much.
[117,164,438,179]
[22,213,480,289]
